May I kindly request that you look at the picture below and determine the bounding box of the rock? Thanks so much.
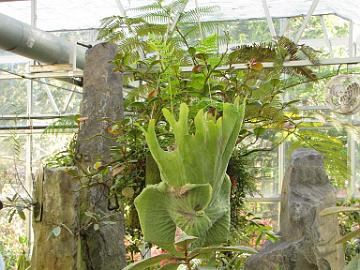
[77,43,126,270]
[78,42,124,163]
[32,43,127,270]
[245,148,344,270]
[31,167,80,270]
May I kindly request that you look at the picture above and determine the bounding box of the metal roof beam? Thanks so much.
[294,0,320,43]
[349,21,354,57]
[180,57,360,72]
[279,18,288,36]
[320,16,333,57]
[114,0,126,17]
[262,0,277,38]
[1,57,360,79]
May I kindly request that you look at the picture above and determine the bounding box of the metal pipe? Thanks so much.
[0,13,86,69]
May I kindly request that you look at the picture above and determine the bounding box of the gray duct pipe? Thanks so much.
[0,13,86,69]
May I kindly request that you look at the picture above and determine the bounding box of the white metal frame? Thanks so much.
[320,16,333,57]
[262,0,277,39]
[294,0,320,43]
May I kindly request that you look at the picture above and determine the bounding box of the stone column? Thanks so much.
[32,167,80,269]
[31,43,126,270]
[245,148,344,270]
[77,43,126,270]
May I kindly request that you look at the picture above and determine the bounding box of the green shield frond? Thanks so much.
[135,98,245,253]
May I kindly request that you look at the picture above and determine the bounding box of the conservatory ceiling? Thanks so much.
[0,0,359,31]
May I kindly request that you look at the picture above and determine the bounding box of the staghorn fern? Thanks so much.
[134,98,245,253]
[229,36,319,80]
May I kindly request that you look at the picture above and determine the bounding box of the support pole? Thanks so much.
[349,21,354,57]
[114,0,126,17]
[279,18,288,37]
[320,16,333,57]
[77,43,126,270]
[261,0,277,39]
[294,0,320,43]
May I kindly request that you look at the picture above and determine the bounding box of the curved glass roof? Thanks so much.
[0,0,359,31]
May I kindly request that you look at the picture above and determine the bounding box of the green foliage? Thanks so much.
[345,255,360,270]
[16,236,31,270]
[98,0,220,69]
[286,127,348,187]
[0,233,29,270]
[135,99,245,253]
[43,115,78,135]
[122,228,256,270]
[94,2,354,266]
[44,133,77,168]
[229,36,318,80]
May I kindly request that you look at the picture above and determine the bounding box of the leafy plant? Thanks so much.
[123,228,256,270]
[94,1,355,263]
[56,1,354,265]
[15,236,31,270]
[286,127,348,187]
[98,0,220,67]
[125,98,255,269]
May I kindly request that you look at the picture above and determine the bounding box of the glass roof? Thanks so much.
[0,0,359,31]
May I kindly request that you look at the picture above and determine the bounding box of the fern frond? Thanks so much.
[180,6,219,23]
[165,0,189,12]
[182,20,220,38]
[230,43,276,62]
[288,129,348,185]
[137,10,170,24]
[195,34,218,54]
[127,1,162,14]
[10,130,21,160]
[43,115,78,136]
[135,24,168,36]
[98,16,126,41]
[99,15,125,28]
[300,45,320,64]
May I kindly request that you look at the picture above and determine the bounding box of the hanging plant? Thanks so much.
[135,97,246,253]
